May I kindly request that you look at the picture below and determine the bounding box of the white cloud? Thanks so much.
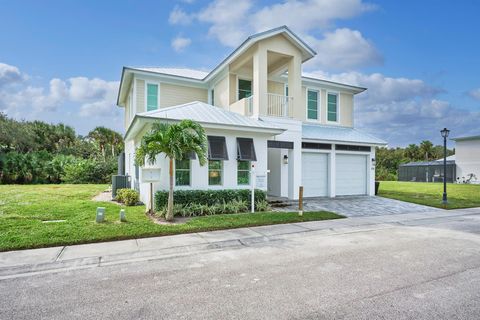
[251,0,376,33]
[0,62,119,119]
[304,28,382,70]
[307,70,478,146]
[171,36,192,52]
[197,0,253,47]
[468,88,480,100]
[169,6,193,25]
[0,62,26,87]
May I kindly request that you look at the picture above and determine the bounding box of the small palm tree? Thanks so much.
[135,120,207,221]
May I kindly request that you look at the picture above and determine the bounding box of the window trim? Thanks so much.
[326,91,340,124]
[237,160,251,186]
[175,159,191,187]
[145,82,160,112]
[208,160,223,186]
[237,77,253,101]
[306,88,320,122]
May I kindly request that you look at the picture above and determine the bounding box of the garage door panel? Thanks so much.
[302,153,328,197]
[336,154,367,196]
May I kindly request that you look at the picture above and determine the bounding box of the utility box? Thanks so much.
[112,175,131,198]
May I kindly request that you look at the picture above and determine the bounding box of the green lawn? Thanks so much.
[378,181,480,209]
[0,184,342,251]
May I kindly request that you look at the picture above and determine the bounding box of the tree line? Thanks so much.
[376,140,455,181]
[0,112,124,184]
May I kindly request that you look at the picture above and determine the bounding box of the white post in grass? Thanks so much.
[251,164,256,213]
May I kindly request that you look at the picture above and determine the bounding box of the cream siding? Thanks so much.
[135,79,145,114]
[213,75,229,108]
[160,83,208,108]
[229,73,237,104]
[268,80,285,95]
[339,93,353,127]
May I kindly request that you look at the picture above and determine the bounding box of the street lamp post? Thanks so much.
[440,128,450,205]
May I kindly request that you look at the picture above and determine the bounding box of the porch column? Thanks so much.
[253,46,268,118]
[287,55,302,119]
[329,145,336,198]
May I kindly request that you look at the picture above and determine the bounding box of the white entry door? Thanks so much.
[335,154,367,196]
[302,152,328,197]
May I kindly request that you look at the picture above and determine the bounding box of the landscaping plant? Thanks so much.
[135,120,208,221]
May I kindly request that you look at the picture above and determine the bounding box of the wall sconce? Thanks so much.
[371,158,376,165]
[283,155,289,165]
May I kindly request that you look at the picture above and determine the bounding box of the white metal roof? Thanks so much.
[129,67,209,80]
[435,155,456,162]
[137,101,283,131]
[451,135,480,141]
[302,124,387,145]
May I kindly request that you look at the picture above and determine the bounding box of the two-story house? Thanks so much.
[117,26,387,205]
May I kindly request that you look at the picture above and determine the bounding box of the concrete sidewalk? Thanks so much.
[1,207,479,279]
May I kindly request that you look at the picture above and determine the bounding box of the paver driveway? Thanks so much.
[276,195,443,217]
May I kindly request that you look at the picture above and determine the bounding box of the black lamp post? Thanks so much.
[440,128,450,205]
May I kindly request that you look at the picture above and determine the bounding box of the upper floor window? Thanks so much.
[175,159,190,186]
[146,83,158,111]
[238,79,252,100]
[210,89,215,106]
[327,93,338,122]
[307,89,319,120]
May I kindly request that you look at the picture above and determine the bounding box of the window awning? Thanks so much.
[237,138,257,161]
[207,136,229,160]
[184,151,196,160]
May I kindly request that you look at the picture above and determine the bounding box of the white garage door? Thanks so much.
[336,154,367,196]
[302,152,328,197]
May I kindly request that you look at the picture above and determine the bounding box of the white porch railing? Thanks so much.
[266,93,293,118]
[228,93,293,118]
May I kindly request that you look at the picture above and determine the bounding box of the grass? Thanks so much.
[0,184,343,251]
[378,181,480,209]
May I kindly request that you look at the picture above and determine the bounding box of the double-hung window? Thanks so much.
[236,138,256,185]
[208,160,223,185]
[307,89,319,120]
[146,83,158,111]
[327,93,338,122]
[207,136,229,186]
[238,79,252,100]
[175,159,190,186]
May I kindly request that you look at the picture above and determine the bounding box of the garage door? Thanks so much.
[336,154,367,196]
[302,152,328,197]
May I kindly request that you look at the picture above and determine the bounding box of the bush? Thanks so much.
[116,188,139,206]
[157,199,250,218]
[155,189,266,210]
[61,158,117,184]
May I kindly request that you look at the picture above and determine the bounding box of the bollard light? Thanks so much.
[96,207,105,223]
[120,209,127,222]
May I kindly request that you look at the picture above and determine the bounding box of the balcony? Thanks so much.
[229,93,293,118]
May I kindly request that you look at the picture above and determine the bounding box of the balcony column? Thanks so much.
[287,55,302,119]
[252,46,268,119]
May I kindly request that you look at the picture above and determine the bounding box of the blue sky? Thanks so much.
[0,0,479,147]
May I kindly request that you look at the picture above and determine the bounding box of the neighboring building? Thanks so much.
[452,135,480,183]
[398,159,456,183]
[116,26,387,205]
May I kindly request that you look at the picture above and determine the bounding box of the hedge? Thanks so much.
[155,189,267,210]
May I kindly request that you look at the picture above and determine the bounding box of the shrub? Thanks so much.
[155,189,266,210]
[62,158,117,184]
[156,199,250,218]
[116,188,139,206]
[255,200,271,212]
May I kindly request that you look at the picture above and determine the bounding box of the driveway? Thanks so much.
[275,195,442,217]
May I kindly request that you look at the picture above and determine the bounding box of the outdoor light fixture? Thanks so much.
[371,158,376,165]
[283,155,289,164]
[440,128,450,205]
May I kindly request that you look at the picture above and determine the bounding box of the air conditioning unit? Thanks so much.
[112,175,131,198]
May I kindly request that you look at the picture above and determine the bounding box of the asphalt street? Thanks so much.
[1,212,480,319]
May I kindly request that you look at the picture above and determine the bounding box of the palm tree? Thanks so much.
[419,140,434,161]
[135,120,207,221]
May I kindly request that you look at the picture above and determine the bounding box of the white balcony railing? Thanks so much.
[266,93,293,118]
[229,93,293,118]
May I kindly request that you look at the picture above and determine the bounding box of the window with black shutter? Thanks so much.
[207,136,229,160]
[236,138,257,161]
